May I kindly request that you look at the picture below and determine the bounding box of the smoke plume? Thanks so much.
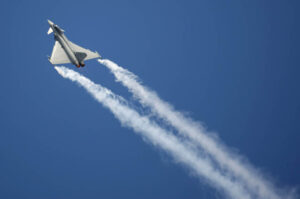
[55,66,254,199]
[98,59,296,199]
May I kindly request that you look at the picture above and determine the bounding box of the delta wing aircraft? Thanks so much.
[47,20,101,68]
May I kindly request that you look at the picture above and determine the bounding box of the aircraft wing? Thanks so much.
[67,40,101,61]
[49,41,71,65]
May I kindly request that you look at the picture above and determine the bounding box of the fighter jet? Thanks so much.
[47,20,101,68]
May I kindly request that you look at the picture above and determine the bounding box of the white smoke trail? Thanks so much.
[54,66,253,199]
[99,59,295,199]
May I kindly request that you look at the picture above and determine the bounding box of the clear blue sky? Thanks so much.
[1,0,299,198]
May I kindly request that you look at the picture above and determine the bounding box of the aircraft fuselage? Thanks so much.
[48,21,83,67]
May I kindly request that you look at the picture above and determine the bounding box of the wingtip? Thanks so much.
[47,56,54,66]
[96,51,102,59]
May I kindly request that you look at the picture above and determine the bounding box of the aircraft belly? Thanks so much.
[57,36,78,65]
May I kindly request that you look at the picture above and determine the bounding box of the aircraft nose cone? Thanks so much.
[47,19,54,25]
